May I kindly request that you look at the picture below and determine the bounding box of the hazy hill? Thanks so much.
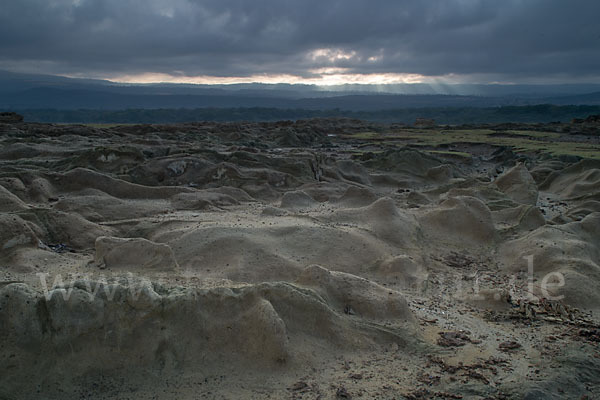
[2,70,600,111]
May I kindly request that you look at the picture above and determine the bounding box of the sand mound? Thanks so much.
[419,196,496,246]
[54,193,171,222]
[170,190,239,210]
[326,197,419,247]
[492,205,546,234]
[0,281,288,395]
[51,171,249,218]
[332,186,378,208]
[406,190,432,207]
[539,159,600,201]
[0,278,417,397]
[529,159,567,184]
[0,184,28,212]
[92,237,179,271]
[55,168,191,199]
[5,176,59,203]
[238,182,281,200]
[0,175,57,204]
[128,155,213,186]
[261,205,288,216]
[274,127,304,146]
[499,212,600,310]
[279,190,317,210]
[0,143,45,160]
[68,146,146,174]
[21,210,115,250]
[363,148,443,176]
[129,150,318,190]
[208,186,254,202]
[567,200,600,220]
[333,160,372,185]
[371,255,428,290]
[0,177,28,201]
[494,163,538,205]
[194,162,302,196]
[296,265,415,322]
[28,177,58,203]
[163,223,392,282]
[0,284,43,347]
[360,148,463,189]
[297,181,349,202]
[425,164,461,183]
[172,231,304,282]
[0,214,39,257]
[444,184,519,210]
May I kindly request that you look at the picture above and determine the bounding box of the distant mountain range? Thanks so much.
[1,70,600,111]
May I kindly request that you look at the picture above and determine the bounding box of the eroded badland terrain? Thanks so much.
[1,116,600,399]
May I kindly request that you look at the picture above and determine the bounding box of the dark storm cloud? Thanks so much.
[0,0,599,82]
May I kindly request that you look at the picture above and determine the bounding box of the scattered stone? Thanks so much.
[405,388,463,399]
[47,243,73,254]
[498,341,522,352]
[578,329,600,342]
[463,370,489,384]
[417,372,441,385]
[344,305,356,315]
[336,386,351,399]
[437,331,472,347]
[289,381,309,391]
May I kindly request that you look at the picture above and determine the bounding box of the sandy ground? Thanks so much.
[1,119,599,399]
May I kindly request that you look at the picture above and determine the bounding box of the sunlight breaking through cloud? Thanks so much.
[106,72,430,86]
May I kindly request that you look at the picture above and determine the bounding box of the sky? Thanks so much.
[1,0,599,85]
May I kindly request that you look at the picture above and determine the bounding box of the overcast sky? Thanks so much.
[1,0,599,85]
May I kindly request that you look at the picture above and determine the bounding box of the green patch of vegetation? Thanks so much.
[531,142,600,160]
[427,150,473,159]
[350,149,385,155]
[504,130,561,139]
[350,128,600,160]
[346,132,381,139]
